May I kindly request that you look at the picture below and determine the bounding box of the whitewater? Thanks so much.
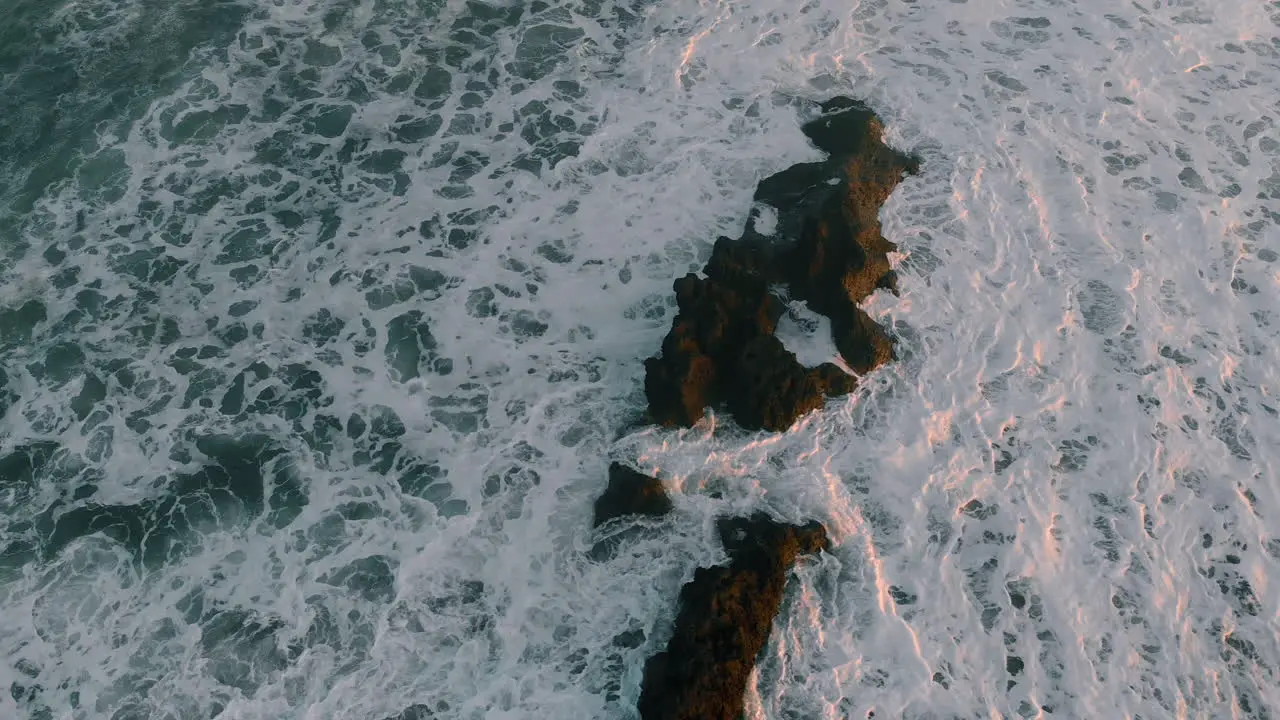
[0,0,1277,717]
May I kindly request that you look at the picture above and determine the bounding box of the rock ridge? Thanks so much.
[644,96,917,432]
[594,96,919,720]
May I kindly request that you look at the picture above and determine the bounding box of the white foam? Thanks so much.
[1,0,1278,717]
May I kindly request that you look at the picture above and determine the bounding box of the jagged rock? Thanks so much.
[645,236,854,432]
[776,101,916,373]
[589,463,675,561]
[643,97,917,431]
[809,361,859,397]
[594,462,673,527]
[637,514,830,720]
[725,334,826,431]
[643,246,784,429]
[593,97,917,720]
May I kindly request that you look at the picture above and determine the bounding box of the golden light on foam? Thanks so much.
[1033,340,1048,365]
[1043,516,1061,559]
[1171,569,1189,622]
[1220,354,1238,383]
[1126,269,1142,293]
[677,28,712,80]
[1059,307,1076,332]
[1249,561,1268,603]
[857,507,892,617]
[819,458,861,544]
[1000,417,1019,437]
[796,430,824,465]
[733,431,786,465]
[926,410,953,447]
[742,668,765,720]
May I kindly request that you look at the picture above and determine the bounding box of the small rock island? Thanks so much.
[596,96,918,720]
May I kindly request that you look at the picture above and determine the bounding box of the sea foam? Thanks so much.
[0,0,1277,717]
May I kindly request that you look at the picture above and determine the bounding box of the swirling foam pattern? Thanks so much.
[1,0,1277,717]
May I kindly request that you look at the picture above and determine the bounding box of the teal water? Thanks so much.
[1,0,249,221]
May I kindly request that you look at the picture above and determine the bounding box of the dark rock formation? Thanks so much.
[774,100,915,374]
[594,462,673,527]
[643,235,864,433]
[588,464,833,719]
[644,97,917,431]
[637,514,830,720]
[642,253,782,429]
[590,96,917,720]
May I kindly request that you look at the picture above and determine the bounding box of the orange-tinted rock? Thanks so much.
[644,247,800,431]
[725,334,827,432]
[643,97,917,431]
[594,462,673,527]
[772,98,916,374]
[637,514,830,720]
[810,361,858,396]
[597,97,917,720]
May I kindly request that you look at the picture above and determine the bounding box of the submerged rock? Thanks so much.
[637,514,830,720]
[644,97,917,431]
[589,463,676,561]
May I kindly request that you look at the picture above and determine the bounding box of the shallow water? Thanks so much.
[1,0,1278,718]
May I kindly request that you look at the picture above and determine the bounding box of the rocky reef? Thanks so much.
[596,97,917,720]
[644,96,917,432]
[637,515,830,720]
[594,462,673,528]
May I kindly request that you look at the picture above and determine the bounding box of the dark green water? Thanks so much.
[0,0,703,717]
[1,0,249,225]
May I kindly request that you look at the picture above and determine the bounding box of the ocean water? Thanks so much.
[1,0,1278,717]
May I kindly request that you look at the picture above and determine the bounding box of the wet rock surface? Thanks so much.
[644,96,917,431]
[638,514,829,720]
[594,97,916,720]
[379,702,435,720]
[594,462,673,527]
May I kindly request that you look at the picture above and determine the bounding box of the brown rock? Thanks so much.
[725,334,827,432]
[637,514,830,720]
[643,97,916,431]
[774,103,916,375]
[644,245,800,431]
[598,97,917,720]
[809,361,858,396]
[594,462,673,527]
